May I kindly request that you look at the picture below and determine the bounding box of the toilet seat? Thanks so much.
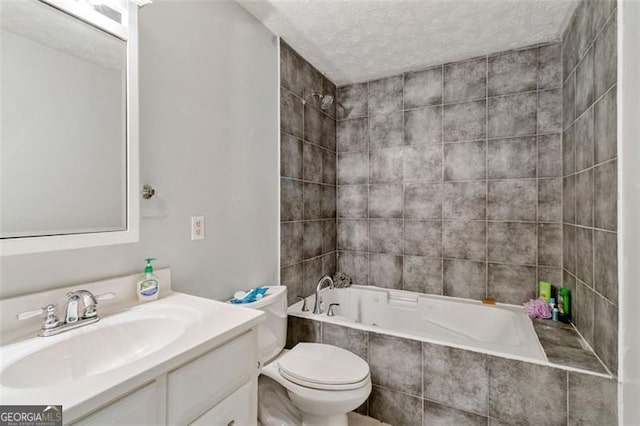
[277,343,370,391]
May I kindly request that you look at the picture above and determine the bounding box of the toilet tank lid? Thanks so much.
[228,286,286,309]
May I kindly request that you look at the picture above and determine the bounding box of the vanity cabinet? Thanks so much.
[168,332,254,425]
[73,381,162,426]
[190,382,252,426]
[72,330,258,426]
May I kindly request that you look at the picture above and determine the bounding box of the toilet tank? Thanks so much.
[240,286,288,365]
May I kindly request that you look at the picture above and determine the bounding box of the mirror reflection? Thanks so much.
[1,0,128,239]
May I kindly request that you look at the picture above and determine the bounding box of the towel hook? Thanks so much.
[142,184,155,199]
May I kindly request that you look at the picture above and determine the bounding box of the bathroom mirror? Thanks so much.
[0,0,139,255]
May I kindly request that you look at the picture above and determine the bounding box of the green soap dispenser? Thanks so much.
[137,258,159,302]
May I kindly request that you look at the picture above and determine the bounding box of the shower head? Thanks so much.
[320,94,334,110]
[312,92,334,110]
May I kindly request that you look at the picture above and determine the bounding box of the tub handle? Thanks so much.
[297,295,309,312]
[389,291,418,304]
[327,303,340,317]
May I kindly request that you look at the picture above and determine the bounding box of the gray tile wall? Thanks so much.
[280,41,337,305]
[562,0,618,374]
[336,43,564,305]
[287,317,617,425]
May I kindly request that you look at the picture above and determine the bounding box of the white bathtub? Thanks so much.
[290,286,547,363]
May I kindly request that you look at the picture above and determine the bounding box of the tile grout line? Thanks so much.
[281,127,337,154]
[402,73,406,291]
[485,55,490,299]
[590,83,597,312]
[335,251,555,269]
[563,260,618,306]
[336,131,561,152]
[560,33,566,304]
[301,85,306,296]
[566,370,570,423]
[441,64,446,296]
[332,218,564,226]
[536,44,541,300]
[334,92,339,276]
[366,81,371,286]
[294,173,577,187]
[570,81,617,130]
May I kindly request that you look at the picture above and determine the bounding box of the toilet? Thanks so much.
[245,286,371,426]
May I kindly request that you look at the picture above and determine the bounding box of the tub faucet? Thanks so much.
[313,275,334,314]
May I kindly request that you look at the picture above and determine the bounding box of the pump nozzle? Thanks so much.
[144,258,156,274]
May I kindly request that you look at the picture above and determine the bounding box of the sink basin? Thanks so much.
[1,317,186,389]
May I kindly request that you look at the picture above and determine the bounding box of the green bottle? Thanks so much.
[137,258,159,302]
[557,287,571,322]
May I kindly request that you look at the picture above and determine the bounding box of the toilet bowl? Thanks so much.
[240,286,372,426]
[259,343,371,426]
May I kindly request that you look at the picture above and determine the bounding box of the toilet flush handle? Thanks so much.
[327,303,340,317]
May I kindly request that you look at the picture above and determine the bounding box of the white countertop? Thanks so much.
[0,287,264,423]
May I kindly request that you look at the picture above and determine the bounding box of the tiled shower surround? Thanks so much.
[279,41,338,305]
[562,0,618,374]
[336,43,564,305]
[280,0,619,423]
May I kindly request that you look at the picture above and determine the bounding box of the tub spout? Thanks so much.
[313,275,334,314]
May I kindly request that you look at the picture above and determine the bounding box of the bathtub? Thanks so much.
[290,286,547,363]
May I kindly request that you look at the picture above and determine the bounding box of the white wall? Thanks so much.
[0,0,279,301]
[619,1,640,423]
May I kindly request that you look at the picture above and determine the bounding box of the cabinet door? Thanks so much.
[167,331,254,425]
[190,381,253,426]
[72,381,161,426]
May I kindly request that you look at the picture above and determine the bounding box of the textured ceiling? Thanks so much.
[238,0,578,86]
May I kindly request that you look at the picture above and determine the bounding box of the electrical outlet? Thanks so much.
[191,216,205,240]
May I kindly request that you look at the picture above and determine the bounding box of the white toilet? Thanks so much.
[245,286,371,426]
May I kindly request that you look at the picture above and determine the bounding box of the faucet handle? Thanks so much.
[327,303,340,317]
[17,304,59,329]
[297,295,309,312]
[42,304,60,329]
[83,292,116,318]
[17,304,56,319]
[16,306,48,321]
[96,292,116,301]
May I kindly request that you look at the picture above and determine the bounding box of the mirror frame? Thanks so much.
[0,0,139,256]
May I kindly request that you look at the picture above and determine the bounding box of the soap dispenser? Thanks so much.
[137,258,160,302]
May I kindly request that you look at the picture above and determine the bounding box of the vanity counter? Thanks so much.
[0,270,264,424]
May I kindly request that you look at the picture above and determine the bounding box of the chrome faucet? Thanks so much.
[17,290,114,337]
[65,290,98,323]
[312,275,334,314]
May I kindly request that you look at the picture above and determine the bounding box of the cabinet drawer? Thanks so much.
[167,331,254,425]
[190,381,253,426]
[73,381,160,426]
